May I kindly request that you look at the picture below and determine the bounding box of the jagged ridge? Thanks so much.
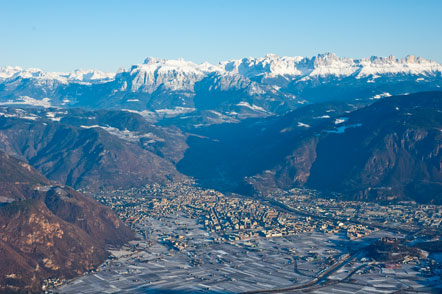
[0,54,441,123]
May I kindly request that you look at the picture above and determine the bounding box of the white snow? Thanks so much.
[45,111,64,121]
[334,117,348,124]
[355,55,442,78]
[0,66,114,84]
[0,96,51,108]
[371,92,392,99]
[155,107,195,116]
[218,53,442,81]
[221,53,305,77]
[121,109,157,122]
[0,113,18,118]
[21,115,38,120]
[236,102,266,112]
[208,110,223,116]
[297,122,310,128]
[1,53,441,99]
[66,69,115,83]
[61,98,71,105]
[0,109,39,121]
[80,125,164,143]
[127,57,215,93]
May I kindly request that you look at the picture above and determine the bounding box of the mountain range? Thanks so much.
[1,54,442,291]
[1,53,441,126]
[1,91,440,204]
[0,107,186,191]
[177,91,442,204]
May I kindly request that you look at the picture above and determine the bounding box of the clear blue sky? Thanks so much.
[1,0,441,72]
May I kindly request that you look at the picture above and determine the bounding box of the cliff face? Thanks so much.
[1,54,441,122]
[0,152,134,293]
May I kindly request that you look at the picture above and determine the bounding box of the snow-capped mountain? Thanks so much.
[122,57,217,93]
[0,53,441,122]
[118,53,442,93]
[0,66,114,83]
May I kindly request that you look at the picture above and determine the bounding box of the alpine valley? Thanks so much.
[0,53,441,202]
[1,54,442,292]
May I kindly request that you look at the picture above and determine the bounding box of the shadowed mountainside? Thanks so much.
[178,92,442,204]
[0,109,187,191]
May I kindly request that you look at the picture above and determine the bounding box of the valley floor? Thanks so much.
[56,212,440,294]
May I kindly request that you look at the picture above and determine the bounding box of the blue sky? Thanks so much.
[1,0,441,72]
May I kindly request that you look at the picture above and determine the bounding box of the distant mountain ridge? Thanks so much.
[0,66,115,83]
[1,53,441,124]
[2,53,440,85]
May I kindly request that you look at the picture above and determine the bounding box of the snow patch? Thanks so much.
[334,117,348,124]
[0,66,115,84]
[0,96,51,108]
[236,102,266,112]
[80,125,164,143]
[371,92,392,100]
[0,109,38,121]
[297,122,310,128]
[156,107,195,117]
[45,112,64,121]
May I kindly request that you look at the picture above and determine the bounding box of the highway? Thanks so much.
[240,250,358,294]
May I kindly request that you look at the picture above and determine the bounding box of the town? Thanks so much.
[53,180,442,293]
[94,180,441,243]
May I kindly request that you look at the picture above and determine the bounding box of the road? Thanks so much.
[240,250,359,294]
[258,196,416,235]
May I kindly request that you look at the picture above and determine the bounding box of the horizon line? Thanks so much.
[1,52,440,73]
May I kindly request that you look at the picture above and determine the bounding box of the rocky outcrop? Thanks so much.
[0,151,134,293]
[1,54,441,123]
